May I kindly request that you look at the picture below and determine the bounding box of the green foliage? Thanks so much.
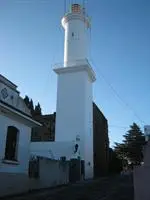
[24,95,30,107]
[34,102,42,116]
[114,123,146,166]
[29,99,34,114]
[108,148,123,174]
[23,96,42,117]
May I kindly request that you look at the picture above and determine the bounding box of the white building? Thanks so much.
[54,3,96,179]
[144,125,150,141]
[134,126,150,200]
[0,74,41,195]
[31,3,96,179]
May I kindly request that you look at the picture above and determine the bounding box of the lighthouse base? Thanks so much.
[54,64,96,179]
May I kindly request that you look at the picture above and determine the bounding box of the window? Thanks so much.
[72,32,74,37]
[4,126,19,161]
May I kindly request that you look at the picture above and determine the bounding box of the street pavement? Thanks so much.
[2,175,134,200]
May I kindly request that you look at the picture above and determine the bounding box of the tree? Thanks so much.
[28,99,34,116]
[28,99,34,110]
[108,148,123,174]
[114,143,128,165]
[24,96,34,116]
[114,123,146,166]
[23,96,43,117]
[34,102,42,116]
[24,95,30,107]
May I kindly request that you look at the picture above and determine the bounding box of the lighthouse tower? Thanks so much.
[54,4,96,179]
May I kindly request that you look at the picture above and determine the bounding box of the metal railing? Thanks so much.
[53,59,90,69]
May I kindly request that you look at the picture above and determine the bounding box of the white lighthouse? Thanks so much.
[62,4,89,67]
[54,4,96,179]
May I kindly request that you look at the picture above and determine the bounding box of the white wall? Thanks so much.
[0,172,29,197]
[62,16,88,67]
[144,125,150,141]
[0,158,69,197]
[0,82,19,107]
[0,82,31,115]
[30,158,69,190]
[134,142,150,200]
[55,70,87,159]
[55,67,94,179]
[30,141,75,161]
[84,75,93,178]
[0,114,31,174]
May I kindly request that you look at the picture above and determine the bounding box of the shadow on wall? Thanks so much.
[0,157,69,197]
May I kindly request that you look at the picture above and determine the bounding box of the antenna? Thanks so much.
[83,0,85,8]
[83,0,88,16]
[83,0,87,9]
[64,0,67,13]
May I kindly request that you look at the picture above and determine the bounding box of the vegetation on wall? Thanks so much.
[23,95,42,117]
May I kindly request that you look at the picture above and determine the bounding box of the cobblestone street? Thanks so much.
[2,175,133,200]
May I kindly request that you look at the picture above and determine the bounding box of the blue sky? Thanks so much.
[0,0,150,147]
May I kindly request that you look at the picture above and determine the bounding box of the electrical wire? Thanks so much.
[92,59,146,125]
[92,58,146,125]
[61,1,146,129]
[64,0,67,14]
[88,28,146,125]
[109,125,129,130]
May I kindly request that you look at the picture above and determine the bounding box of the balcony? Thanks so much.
[53,59,96,82]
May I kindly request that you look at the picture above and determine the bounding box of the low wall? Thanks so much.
[0,172,29,197]
[134,142,150,200]
[134,166,150,200]
[30,157,69,190]
[0,158,69,197]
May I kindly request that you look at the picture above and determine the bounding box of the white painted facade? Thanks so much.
[53,4,96,179]
[62,10,89,67]
[30,4,95,180]
[0,115,31,173]
[29,157,69,190]
[144,125,150,141]
[0,157,69,197]
[0,74,41,175]
[30,141,75,160]
[0,75,31,115]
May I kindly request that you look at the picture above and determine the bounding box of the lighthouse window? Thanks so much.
[72,32,74,37]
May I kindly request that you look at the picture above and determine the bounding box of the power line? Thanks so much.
[88,22,146,125]
[109,125,129,129]
[88,18,145,125]
[64,0,67,13]
[89,57,146,125]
